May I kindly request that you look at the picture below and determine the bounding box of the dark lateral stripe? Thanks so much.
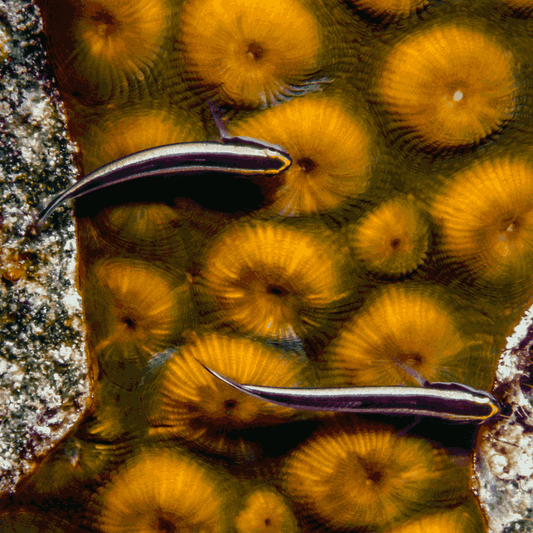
[201,365,500,424]
[37,141,291,226]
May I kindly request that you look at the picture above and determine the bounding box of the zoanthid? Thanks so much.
[432,156,533,301]
[143,332,314,459]
[88,202,188,266]
[77,380,146,443]
[500,0,533,17]
[78,107,205,174]
[282,421,469,531]
[347,0,431,20]
[39,0,172,104]
[178,0,322,107]
[20,436,130,502]
[235,487,298,533]
[383,495,487,533]
[229,95,374,216]
[83,258,193,389]
[377,24,517,152]
[347,195,430,277]
[200,220,352,341]
[87,447,235,533]
[325,284,495,390]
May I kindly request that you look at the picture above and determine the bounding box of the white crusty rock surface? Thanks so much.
[0,0,88,495]
[476,308,533,533]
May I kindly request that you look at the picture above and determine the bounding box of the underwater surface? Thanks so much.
[2,0,533,531]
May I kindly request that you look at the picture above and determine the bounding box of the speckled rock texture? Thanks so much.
[0,0,88,495]
[476,311,533,533]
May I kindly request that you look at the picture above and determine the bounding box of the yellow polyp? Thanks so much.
[88,448,234,533]
[200,220,351,341]
[348,196,429,277]
[179,0,321,107]
[326,284,492,388]
[378,25,517,151]
[0,251,30,284]
[79,107,205,173]
[143,333,313,459]
[235,488,298,533]
[432,156,533,290]
[229,95,373,215]
[42,0,171,103]
[282,422,469,531]
[83,259,193,389]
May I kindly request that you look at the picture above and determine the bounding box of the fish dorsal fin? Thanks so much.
[389,356,429,388]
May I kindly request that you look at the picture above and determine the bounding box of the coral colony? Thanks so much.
[3,0,533,531]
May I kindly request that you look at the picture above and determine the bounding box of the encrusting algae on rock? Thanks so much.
[6,0,533,531]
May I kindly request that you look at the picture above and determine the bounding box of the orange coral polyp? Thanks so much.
[326,285,483,387]
[89,449,231,533]
[378,25,517,150]
[349,196,429,277]
[230,96,372,215]
[83,259,191,388]
[23,437,128,500]
[385,498,487,533]
[179,0,321,106]
[235,489,298,533]
[433,157,533,284]
[282,423,467,531]
[53,0,170,103]
[144,333,312,458]
[90,202,188,263]
[201,221,349,340]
